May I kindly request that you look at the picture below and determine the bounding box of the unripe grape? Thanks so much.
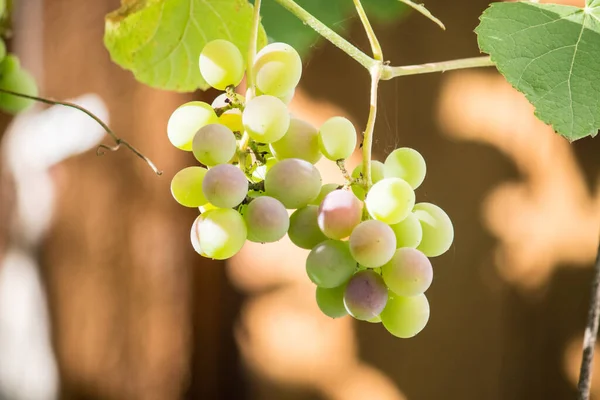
[218,112,243,133]
[318,116,357,161]
[0,39,6,63]
[310,183,340,206]
[288,206,328,249]
[343,270,388,321]
[317,190,362,240]
[170,166,208,207]
[365,178,415,225]
[210,93,245,109]
[316,283,348,318]
[191,208,247,260]
[381,293,430,338]
[351,161,385,200]
[270,117,322,164]
[202,164,248,208]
[192,124,237,166]
[167,101,218,151]
[250,156,277,182]
[382,247,433,296]
[0,64,37,114]
[244,196,289,243]
[349,220,396,268]
[306,240,355,288]
[265,158,321,209]
[277,88,295,104]
[254,42,302,97]
[199,39,245,90]
[390,212,423,249]
[413,202,454,257]
[384,147,427,189]
[243,95,290,143]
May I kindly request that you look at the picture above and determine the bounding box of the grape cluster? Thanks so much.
[168,39,454,338]
[0,39,38,114]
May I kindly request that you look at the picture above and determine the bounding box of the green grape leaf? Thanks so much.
[104,0,267,92]
[476,0,600,141]
[257,0,408,57]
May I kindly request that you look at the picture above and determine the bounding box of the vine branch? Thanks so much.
[381,56,494,79]
[577,239,600,400]
[0,88,162,175]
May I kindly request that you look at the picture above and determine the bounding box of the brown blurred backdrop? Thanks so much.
[0,0,599,399]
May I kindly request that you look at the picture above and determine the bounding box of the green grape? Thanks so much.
[254,42,302,97]
[199,202,218,213]
[0,55,20,75]
[167,102,219,151]
[199,39,245,90]
[265,158,321,209]
[0,39,6,63]
[219,112,243,133]
[310,183,340,206]
[211,93,244,133]
[192,123,237,166]
[306,240,356,288]
[0,66,37,114]
[202,164,248,208]
[250,156,277,182]
[277,88,295,104]
[390,212,423,249]
[190,216,204,255]
[244,196,289,243]
[413,203,454,257]
[351,160,385,200]
[191,208,247,260]
[365,178,415,225]
[367,315,382,323]
[349,220,396,268]
[288,205,328,249]
[211,93,245,108]
[384,148,427,189]
[317,190,362,240]
[382,248,433,297]
[316,283,348,318]
[270,117,322,164]
[343,270,388,321]
[257,87,295,104]
[318,116,357,161]
[243,95,290,143]
[170,166,208,208]
[380,293,430,338]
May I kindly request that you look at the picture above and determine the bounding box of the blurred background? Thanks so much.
[0,0,599,399]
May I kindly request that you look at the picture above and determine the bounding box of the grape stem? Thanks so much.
[362,65,382,189]
[271,0,495,78]
[335,159,353,185]
[397,0,446,30]
[0,88,162,175]
[246,0,261,98]
[238,0,262,175]
[271,0,495,188]
[577,239,600,400]
[353,0,383,61]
